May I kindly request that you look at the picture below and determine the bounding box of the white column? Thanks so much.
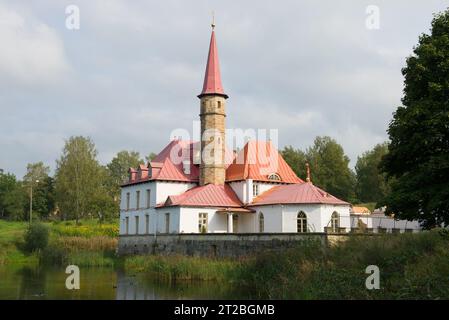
[246,179,253,204]
[227,213,233,233]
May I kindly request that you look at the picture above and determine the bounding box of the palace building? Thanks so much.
[118,25,420,237]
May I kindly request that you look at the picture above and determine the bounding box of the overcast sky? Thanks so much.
[1,0,448,178]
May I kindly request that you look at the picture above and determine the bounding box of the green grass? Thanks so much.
[124,230,449,299]
[125,255,241,281]
[236,229,449,299]
[0,220,39,265]
[0,219,119,267]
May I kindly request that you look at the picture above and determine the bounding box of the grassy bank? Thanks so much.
[125,230,449,299]
[0,219,119,268]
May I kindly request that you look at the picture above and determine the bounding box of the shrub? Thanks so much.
[23,223,49,253]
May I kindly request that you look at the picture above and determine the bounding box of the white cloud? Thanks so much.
[0,3,70,86]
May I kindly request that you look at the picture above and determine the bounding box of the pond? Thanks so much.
[0,266,249,300]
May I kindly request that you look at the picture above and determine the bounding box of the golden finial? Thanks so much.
[211,11,216,30]
[306,163,311,183]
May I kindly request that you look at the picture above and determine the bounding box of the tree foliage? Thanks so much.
[282,136,356,202]
[54,136,111,222]
[23,162,55,219]
[381,10,449,228]
[307,136,356,202]
[355,143,390,204]
[0,172,26,220]
[106,150,142,200]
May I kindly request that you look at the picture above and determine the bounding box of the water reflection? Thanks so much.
[0,267,247,300]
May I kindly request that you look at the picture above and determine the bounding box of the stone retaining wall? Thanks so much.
[118,233,357,258]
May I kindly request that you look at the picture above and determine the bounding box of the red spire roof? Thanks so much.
[199,30,227,98]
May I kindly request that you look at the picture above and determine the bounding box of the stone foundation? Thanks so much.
[117,233,351,258]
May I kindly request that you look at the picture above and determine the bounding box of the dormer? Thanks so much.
[128,168,137,182]
[267,173,281,182]
[147,161,163,178]
[137,164,149,180]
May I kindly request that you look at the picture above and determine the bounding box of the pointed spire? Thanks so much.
[198,24,228,99]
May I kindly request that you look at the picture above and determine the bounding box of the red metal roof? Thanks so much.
[226,140,303,183]
[249,182,349,206]
[160,184,244,208]
[199,30,227,98]
[123,140,236,186]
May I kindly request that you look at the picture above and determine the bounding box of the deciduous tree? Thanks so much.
[381,10,449,228]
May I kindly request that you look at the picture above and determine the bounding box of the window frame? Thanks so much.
[259,212,264,233]
[165,213,170,234]
[198,212,208,233]
[252,183,259,197]
[136,190,140,210]
[146,189,151,208]
[331,212,340,233]
[297,211,308,233]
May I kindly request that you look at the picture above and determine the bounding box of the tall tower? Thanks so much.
[198,23,228,185]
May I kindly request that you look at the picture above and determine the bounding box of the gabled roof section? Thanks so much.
[249,182,349,206]
[160,184,244,208]
[122,140,237,187]
[226,140,303,183]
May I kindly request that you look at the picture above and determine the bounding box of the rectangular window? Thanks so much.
[125,217,129,235]
[136,191,140,209]
[252,183,259,197]
[198,213,208,233]
[135,216,139,235]
[146,189,151,208]
[145,214,150,234]
[126,193,130,210]
[165,213,170,233]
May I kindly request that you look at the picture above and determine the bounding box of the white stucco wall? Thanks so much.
[119,180,197,235]
[178,207,228,233]
[251,204,351,233]
[229,181,247,204]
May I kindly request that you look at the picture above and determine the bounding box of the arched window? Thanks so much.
[331,212,340,233]
[268,173,281,181]
[259,212,264,233]
[297,211,307,233]
[217,101,222,109]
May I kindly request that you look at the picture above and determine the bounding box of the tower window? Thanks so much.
[217,101,221,108]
